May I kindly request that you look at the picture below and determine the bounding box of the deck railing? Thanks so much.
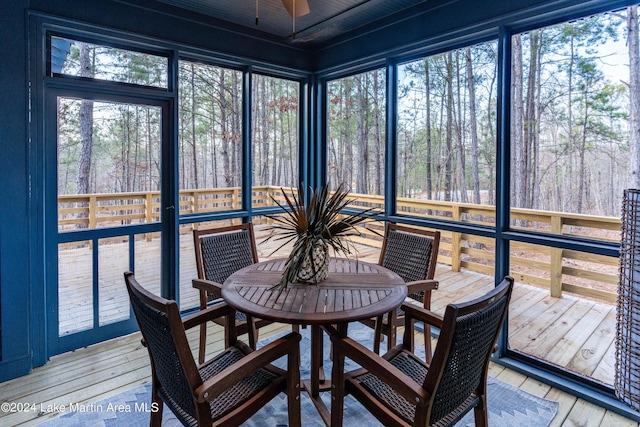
[58,186,620,303]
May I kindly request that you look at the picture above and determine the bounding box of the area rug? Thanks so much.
[39,324,558,426]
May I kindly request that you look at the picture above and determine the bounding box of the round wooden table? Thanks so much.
[222,257,406,426]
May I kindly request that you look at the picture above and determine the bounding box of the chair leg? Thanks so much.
[150,386,164,427]
[424,323,432,364]
[373,314,384,354]
[246,315,257,349]
[473,397,489,427]
[198,323,207,364]
[387,310,397,352]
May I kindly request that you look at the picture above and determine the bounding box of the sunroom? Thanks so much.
[1,0,640,425]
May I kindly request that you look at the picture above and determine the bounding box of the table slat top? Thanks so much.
[222,258,407,324]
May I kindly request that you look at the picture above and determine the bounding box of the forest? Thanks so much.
[56,5,640,223]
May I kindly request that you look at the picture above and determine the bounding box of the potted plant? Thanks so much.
[264,183,380,289]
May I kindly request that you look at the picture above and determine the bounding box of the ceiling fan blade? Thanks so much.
[281,0,310,18]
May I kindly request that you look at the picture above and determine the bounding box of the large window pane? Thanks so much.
[397,42,497,225]
[59,241,93,335]
[57,99,162,231]
[251,74,299,208]
[510,9,630,240]
[507,5,635,387]
[508,241,618,385]
[327,69,386,211]
[50,36,168,88]
[178,60,243,213]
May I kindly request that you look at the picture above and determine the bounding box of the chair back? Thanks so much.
[194,223,259,284]
[425,276,514,425]
[379,224,440,302]
[379,223,440,283]
[124,271,202,421]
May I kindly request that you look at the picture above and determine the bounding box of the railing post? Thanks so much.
[145,192,153,242]
[191,190,199,231]
[550,215,563,298]
[88,195,97,230]
[234,187,240,210]
[451,205,462,272]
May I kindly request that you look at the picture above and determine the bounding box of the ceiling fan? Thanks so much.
[255,0,310,38]
[280,0,310,18]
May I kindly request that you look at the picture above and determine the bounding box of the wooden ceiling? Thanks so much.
[144,0,430,47]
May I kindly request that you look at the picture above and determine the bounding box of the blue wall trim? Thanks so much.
[0,355,33,383]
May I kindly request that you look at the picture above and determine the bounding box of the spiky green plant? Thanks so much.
[263,183,380,289]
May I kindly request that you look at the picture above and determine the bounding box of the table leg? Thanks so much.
[302,323,349,427]
[310,324,324,396]
[302,324,331,425]
[331,323,348,427]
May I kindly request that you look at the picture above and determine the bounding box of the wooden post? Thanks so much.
[145,192,153,242]
[88,195,97,229]
[550,215,563,298]
[451,205,462,272]
[233,187,239,210]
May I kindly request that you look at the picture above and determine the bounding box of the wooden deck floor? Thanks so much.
[0,317,636,426]
[31,227,634,425]
[57,229,618,387]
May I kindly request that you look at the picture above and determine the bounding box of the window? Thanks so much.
[57,99,162,231]
[178,60,243,212]
[327,69,386,211]
[50,36,168,88]
[251,74,299,208]
[507,6,634,386]
[177,60,245,309]
[397,42,498,224]
[510,11,629,236]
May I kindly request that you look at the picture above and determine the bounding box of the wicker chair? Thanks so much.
[192,223,274,363]
[330,276,514,427]
[125,271,301,427]
[360,223,440,359]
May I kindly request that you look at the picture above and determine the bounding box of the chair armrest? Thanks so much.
[401,303,444,329]
[406,279,438,293]
[330,334,430,405]
[192,278,223,295]
[182,302,232,331]
[195,332,301,402]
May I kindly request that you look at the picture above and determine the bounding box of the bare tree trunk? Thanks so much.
[190,63,199,188]
[76,42,94,195]
[629,5,640,188]
[465,47,481,205]
[356,75,368,194]
[260,78,269,185]
[209,93,216,188]
[425,58,433,200]
[532,30,543,209]
[221,69,233,187]
[231,72,241,187]
[512,34,525,208]
[455,51,468,203]
[372,70,383,195]
[344,80,353,189]
[524,30,540,209]
[272,92,279,184]
[444,52,454,201]
[567,31,575,212]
